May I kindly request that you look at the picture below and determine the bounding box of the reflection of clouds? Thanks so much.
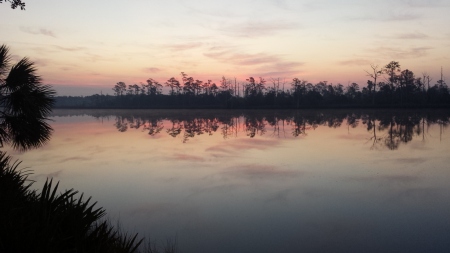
[348,174,420,184]
[336,133,369,140]
[206,139,281,155]
[408,142,433,151]
[127,202,177,218]
[393,157,427,164]
[188,183,244,198]
[265,189,292,204]
[58,156,91,163]
[225,164,302,180]
[388,187,439,203]
[33,170,63,180]
[173,153,205,162]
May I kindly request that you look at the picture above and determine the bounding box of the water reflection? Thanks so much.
[12,109,450,253]
[54,110,450,150]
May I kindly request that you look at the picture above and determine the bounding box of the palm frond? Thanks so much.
[0,44,11,79]
[0,51,55,151]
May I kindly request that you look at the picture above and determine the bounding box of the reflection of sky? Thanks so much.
[4,110,450,253]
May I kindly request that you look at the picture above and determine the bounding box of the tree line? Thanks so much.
[55,61,449,109]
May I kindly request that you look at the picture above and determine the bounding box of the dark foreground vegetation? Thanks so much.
[56,62,449,109]
[0,152,180,253]
[0,152,142,252]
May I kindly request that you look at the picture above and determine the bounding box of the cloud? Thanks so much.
[401,0,443,7]
[142,67,161,73]
[165,42,203,52]
[393,32,429,39]
[204,46,304,77]
[373,46,432,59]
[347,11,421,22]
[338,59,372,66]
[33,58,52,67]
[53,45,86,51]
[219,20,300,38]
[385,12,421,21]
[81,53,116,63]
[205,49,278,66]
[254,62,304,77]
[20,27,56,38]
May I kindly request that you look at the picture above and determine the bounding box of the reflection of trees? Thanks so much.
[114,116,128,132]
[144,119,164,136]
[346,113,359,132]
[362,114,382,149]
[166,119,182,138]
[245,116,266,138]
[106,110,450,148]
[291,116,309,137]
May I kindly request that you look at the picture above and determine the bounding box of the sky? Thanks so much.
[1,0,449,96]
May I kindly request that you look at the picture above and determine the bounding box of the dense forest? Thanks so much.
[55,61,450,109]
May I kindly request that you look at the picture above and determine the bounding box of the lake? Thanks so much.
[6,109,450,253]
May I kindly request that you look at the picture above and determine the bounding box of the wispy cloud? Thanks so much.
[219,20,300,38]
[142,67,161,73]
[204,46,303,77]
[20,27,56,38]
[373,46,432,59]
[33,58,52,67]
[205,49,278,66]
[385,11,421,21]
[348,11,421,22]
[254,61,304,77]
[165,42,203,52]
[401,0,443,7]
[53,45,86,51]
[393,32,429,39]
[81,53,116,63]
[339,58,373,66]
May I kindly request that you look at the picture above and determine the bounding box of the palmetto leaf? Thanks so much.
[0,44,55,151]
[0,44,11,79]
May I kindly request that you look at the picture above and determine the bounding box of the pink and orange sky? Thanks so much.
[1,0,449,96]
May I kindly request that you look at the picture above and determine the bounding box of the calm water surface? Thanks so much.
[7,109,450,253]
